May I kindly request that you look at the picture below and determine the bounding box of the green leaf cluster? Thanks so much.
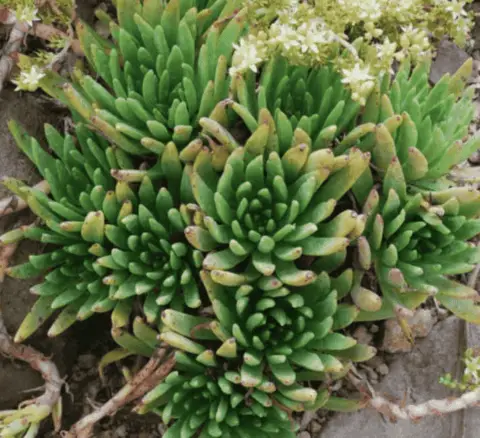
[40,0,245,152]
[1,1,479,436]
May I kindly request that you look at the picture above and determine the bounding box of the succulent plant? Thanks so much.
[122,278,372,437]
[440,347,480,393]
[2,1,480,436]
[184,110,370,284]
[39,0,246,156]
[139,352,299,438]
[230,56,363,150]
[2,122,203,341]
[111,269,374,437]
[338,60,479,189]
[102,256,374,432]
[355,157,480,324]
[157,269,375,388]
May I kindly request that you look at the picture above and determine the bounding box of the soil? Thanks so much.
[0,2,479,438]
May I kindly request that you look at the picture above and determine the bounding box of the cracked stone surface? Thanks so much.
[319,317,479,438]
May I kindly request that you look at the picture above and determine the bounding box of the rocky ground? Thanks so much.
[0,3,479,438]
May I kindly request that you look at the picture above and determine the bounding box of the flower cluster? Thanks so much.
[6,0,74,91]
[231,0,474,104]
[12,3,39,27]
[1,0,74,25]
[5,0,74,92]
[341,64,376,105]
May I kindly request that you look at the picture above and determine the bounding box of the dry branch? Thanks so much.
[0,13,27,93]
[65,346,175,438]
[0,180,50,218]
[30,23,82,55]
[0,306,63,435]
[0,236,62,436]
[369,390,480,421]
[348,365,480,422]
[0,242,18,282]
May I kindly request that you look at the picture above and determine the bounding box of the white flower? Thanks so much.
[271,23,301,51]
[436,0,469,21]
[341,63,374,85]
[376,38,397,60]
[341,63,376,106]
[357,0,382,21]
[14,6,40,28]
[230,37,266,76]
[12,66,46,92]
[296,19,334,54]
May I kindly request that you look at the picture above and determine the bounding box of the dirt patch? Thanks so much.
[0,88,67,408]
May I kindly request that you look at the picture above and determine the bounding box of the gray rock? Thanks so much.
[381,309,436,353]
[352,326,373,345]
[114,425,127,438]
[377,364,389,376]
[311,421,322,434]
[300,410,316,430]
[320,317,475,438]
[360,364,378,382]
[366,356,384,369]
[430,40,470,84]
